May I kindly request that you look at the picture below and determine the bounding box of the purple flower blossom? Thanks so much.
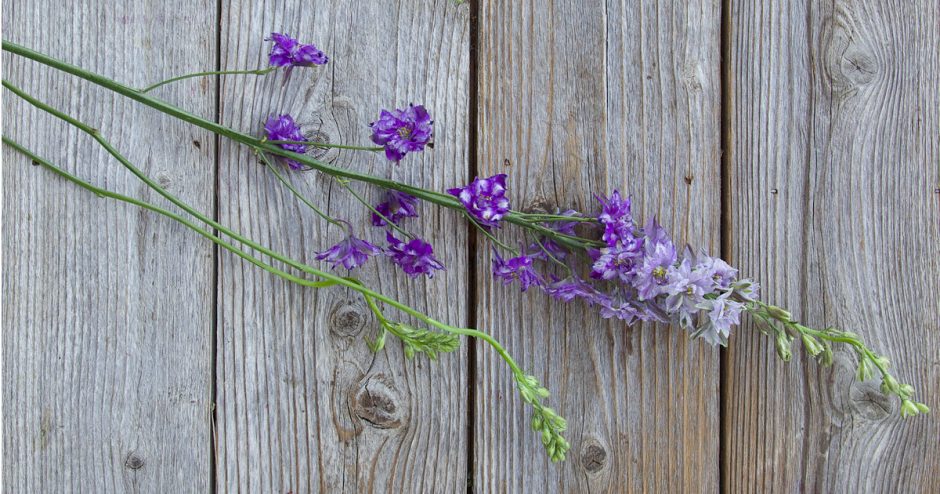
[369,105,434,162]
[693,292,745,346]
[632,219,677,300]
[596,190,635,246]
[385,232,444,278]
[267,33,328,68]
[543,276,598,303]
[596,294,642,324]
[264,114,307,170]
[700,255,738,290]
[371,190,419,227]
[315,231,380,270]
[447,174,510,228]
[492,250,542,292]
[663,258,714,329]
[590,238,644,283]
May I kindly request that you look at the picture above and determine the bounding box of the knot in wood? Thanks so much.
[352,374,405,429]
[580,441,608,474]
[329,299,366,337]
[124,453,145,470]
[822,15,880,92]
[305,130,331,160]
[522,197,555,215]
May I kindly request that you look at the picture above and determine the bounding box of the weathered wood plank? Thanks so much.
[724,0,940,491]
[216,1,470,491]
[1,1,216,492]
[474,1,722,491]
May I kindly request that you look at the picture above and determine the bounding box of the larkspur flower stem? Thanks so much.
[140,67,277,93]
[257,150,344,227]
[465,213,518,255]
[265,139,384,152]
[516,213,597,223]
[531,236,572,275]
[335,178,413,239]
[1,40,602,250]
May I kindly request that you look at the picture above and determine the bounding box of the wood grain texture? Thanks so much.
[1,1,216,492]
[215,1,470,492]
[474,1,722,491]
[724,0,940,491]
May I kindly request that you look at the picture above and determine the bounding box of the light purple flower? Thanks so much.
[664,258,713,329]
[596,294,641,324]
[590,238,644,283]
[632,219,677,300]
[267,33,328,68]
[447,174,510,228]
[369,105,434,162]
[596,190,635,246]
[699,255,738,290]
[315,231,380,270]
[492,250,542,292]
[372,190,419,227]
[693,292,745,346]
[385,232,444,278]
[543,276,597,303]
[264,114,307,170]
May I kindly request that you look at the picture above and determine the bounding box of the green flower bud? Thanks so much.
[898,384,915,399]
[915,402,930,414]
[801,334,823,356]
[857,359,872,381]
[775,332,793,362]
[766,305,793,322]
[900,399,920,418]
[880,375,899,395]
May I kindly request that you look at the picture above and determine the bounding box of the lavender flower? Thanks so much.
[447,174,510,228]
[596,190,635,246]
[372,190,419,227]
[693,292,745,346]
[264,114,307,170]
[590,237,644,283]
[632,219,677,300]
[369,105,434,162]
[315,231,380,270]
[596,294,642,324]
[385,232,444,278]
[492,250,542,292]
[663,257,713,329]
[543,275,598,303]
[267,33,328,68]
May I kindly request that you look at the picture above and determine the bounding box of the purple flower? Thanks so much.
[543,276,598,303]
[492,250,542,292]
[596,294,641,324]
[693,292,745,346]
[315,231,381,270]
[267,33,328,68]
[369,105,434,162]
[385,232,445,278]
[632,219,677,300]
[663,258,713,329]
[590,238,644,283]
[264,114,307,170]
[447,174,510,228]
[699,255,738,290]
[528,210,580,260]
[372,190,419,227]
[596,190,635,246]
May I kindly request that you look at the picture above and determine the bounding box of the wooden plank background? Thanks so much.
[2,0,937,492]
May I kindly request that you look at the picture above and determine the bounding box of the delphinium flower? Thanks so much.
[385,232,445,278]
[543,275,598,304]
[596,190,634,245]
[372,190,419,227]
[369,104,434,163]
[264,114,308,170]
[315,228,381,270]
[447,174,510,228]
[267,33,329,68]
[492,250,543,291]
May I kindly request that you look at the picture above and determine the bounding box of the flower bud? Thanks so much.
[775,332,793,362]
[900,399,920,417]
[898,384,915,399]
[801,334,823,356]
[857,359,872,381]
[880,375,899,394]
[766,305,793,321]
[915,402,930,414]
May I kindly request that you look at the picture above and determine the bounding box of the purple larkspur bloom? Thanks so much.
[264,114,307,169]
[385,232,444,278]
[529,210,580,260]
[663,257,714,329]
[590,237,644,283]
[267,33,328,68]
[447,174,510,228]
[596,190,635,246]
[315,232,380,270]
[543,275,598,303]
[491,250,542,292]
[372,190,419,227]
[596,294,642,324]
[369,105,434,162]
[699,255,738,290]
[632,218,677,300]
[693,292,745,346]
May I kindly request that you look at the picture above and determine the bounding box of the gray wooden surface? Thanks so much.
[2,0,938,493]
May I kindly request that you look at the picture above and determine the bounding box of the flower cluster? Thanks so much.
[264,114,308,169]
[267,32,328,68]
[369,105,434,163]
[447,174,510,228]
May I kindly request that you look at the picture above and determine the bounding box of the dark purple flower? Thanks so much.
[372,190,419,227]
[596,190,635,246]
[528,210,580,260]
[385,232,444,278]
[491,250,542,292]
[590,238,644,283]
[543,275,598,303]
[447,174,510,228]
[264,114,307,170]
[315,232,380,270]
[369,105,434,162]
[267,33,328,68]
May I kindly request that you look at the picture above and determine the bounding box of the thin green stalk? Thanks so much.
[257,150,343,228]
[266,139,384,152]
[335,178,413,239]
[466,213,518,255]
[141,67,277,93]
[1,40,602,250]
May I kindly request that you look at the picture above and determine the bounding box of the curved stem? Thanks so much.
[466,213,518,255]
[266,139,383,152]
[257,150,343,227]
[141,67,276,93]
[336,179,413,239]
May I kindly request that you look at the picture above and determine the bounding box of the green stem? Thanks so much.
[336,179,413,239]
[466,213,518,255]
[266,139,384,152]
[141,67,277,93]
[1,40,602,250]
[257,150,343,228]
